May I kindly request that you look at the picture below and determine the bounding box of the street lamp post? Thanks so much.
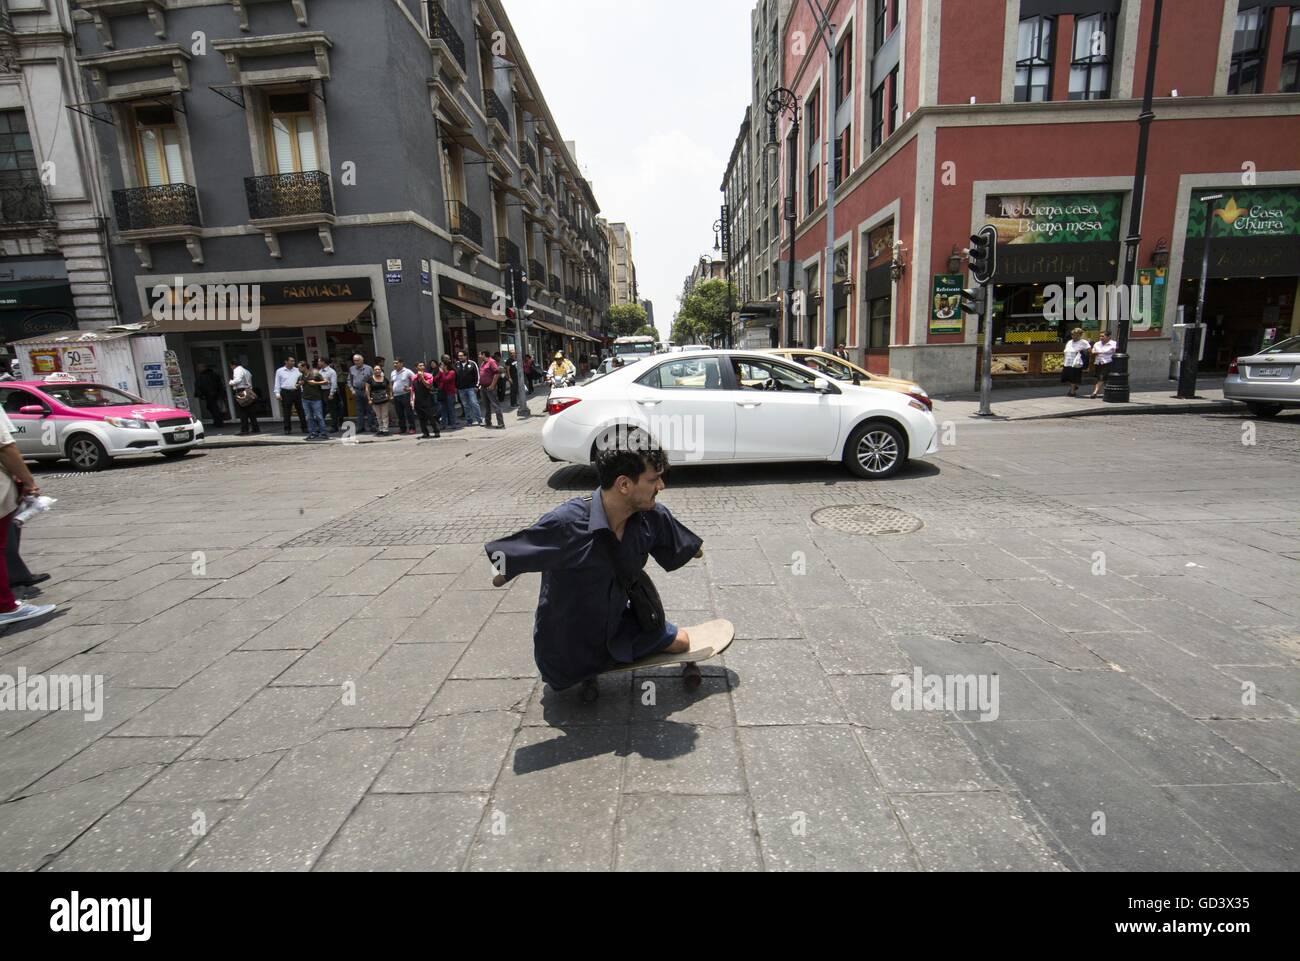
[1180,193,1223,399]
[765,86,800,348]
[714,211,734,348]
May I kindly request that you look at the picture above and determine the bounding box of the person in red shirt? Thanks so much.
[478,349,506,430]
[436,356,459,429]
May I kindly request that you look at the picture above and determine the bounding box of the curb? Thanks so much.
[1006,400,1237,422]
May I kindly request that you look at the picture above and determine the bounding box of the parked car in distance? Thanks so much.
[1223,335,1300,417]
[761,348,925,396]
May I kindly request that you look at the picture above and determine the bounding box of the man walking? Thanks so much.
[275,356,307,435]
[300,362,329,441]
[228,358,259,434]
[479,350,505,429]
[390,358,416,435]
[454,350,484,426]
[348,353,375,433]
[320,358,340,432]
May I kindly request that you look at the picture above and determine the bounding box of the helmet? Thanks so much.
[554,351,564,359]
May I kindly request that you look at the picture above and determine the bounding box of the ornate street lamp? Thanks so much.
[764,86,800,347]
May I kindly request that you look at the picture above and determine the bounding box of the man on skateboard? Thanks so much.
[485,439,703,692]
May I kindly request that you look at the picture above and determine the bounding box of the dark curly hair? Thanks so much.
[595,430,669,489]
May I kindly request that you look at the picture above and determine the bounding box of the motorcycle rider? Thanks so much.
[547,350,576,386]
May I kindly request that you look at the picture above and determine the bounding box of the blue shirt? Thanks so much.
[484,490,703,689]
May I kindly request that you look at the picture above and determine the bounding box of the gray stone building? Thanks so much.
[69,0,609,421]
[1,0,119,365]
[608,220,635,305]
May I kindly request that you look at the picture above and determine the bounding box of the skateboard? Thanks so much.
[580,619,735,701]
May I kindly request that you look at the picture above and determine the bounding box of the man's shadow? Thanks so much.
[513,669,741,774]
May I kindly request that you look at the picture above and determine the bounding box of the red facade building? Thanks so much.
[772,0,1300,393]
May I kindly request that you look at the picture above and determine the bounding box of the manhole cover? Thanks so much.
[811,504,923,536]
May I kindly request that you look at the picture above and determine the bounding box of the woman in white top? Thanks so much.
[1062,327,1091,398]
[1090,331,1117,398]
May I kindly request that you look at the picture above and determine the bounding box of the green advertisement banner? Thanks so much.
[1185,187,1300,238]
[930,274,964,333]
[1134,267,1167,332]
[985,193,1123,245]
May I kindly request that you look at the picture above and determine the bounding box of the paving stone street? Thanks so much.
[1,403,1296,871]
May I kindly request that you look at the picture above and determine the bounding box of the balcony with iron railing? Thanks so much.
[497,237,520,266]
[0,179,55,229]
[425,0,467,76]
[112,183,201,233]
[446,199,482,248]
[245,170,334,221]
[565,285,579,303]
[529,259,546,285]
[518,140,537,176]
[548,273,562,294]
[541,178,555,200]
[484,89,511,143]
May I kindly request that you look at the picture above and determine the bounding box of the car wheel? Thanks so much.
[844,421,906,479]
[1246,402,1283,418]
[66,434,109,472]
[161,449,191,460]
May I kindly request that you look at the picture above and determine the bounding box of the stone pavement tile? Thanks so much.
[0,687,165,800]
[116,532,256,552]
[467,726,623,871]
[896,560,1011,604]
[953,604,1108,670]
[373,712,520,794]
[1220,665,1300,713]
[421,678,535,719]
[0,624,124,674]
[187,687,339,760]
[820,543,907,582]
[705,549,775,586]
[892,793,1066,872]
[356,574,455,619]
[964,719,1243,871]
[44,801,239,872]
[713,585,803,639]
[893,634,1073,721]
[855,580,971,635]
[967,529,1068,560]
[373,544,439,561]
[831,675,947,728]
[656,570,713,610]
[1133,575,1295,628]
[727,641,846,725]
[624,722,745,795]
[180,729,401,871]
[995,579,1141,634]
[275,618,410,686]
[21,736,194,797]
[108,620,272,689]
[197,561,297,599]
[524,672,633,726]
[939,545,1047,579]
[319,643,460,728]
[226,571,337,620]
[416,590,500,642]
[492,572,541,613]
[300,550,392,580]
[615,795,760,871]
[114,651,300,738]
[872,537,954,563]
[73,564,196,603]
[130,753,283,804]
[1024,556,1160,602]
[239,594,369,651]
[1073,632,1292,719]
[1027,671,1277,785]
[739,726,915,871]
[772,563,864,609]
[61,551,196,583]
[315,794,487,871]
[1104,599,1286,665]
[1256,594,1300,620]
[0,766,163,871]
[446,556,504,593]
[409,544,491,575]
[796,606,905,675]
[73,578,214,626]
[186,548,282,581]
[628,674,734,726]
[1202,720,1300,786]
[451,612,540,679]
[94,599,246,653]
[321,559,420,597]
[701,534,760,551]
[856,724,996,793]
[1161,783,1300,872]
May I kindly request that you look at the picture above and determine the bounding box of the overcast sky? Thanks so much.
[504,0,754,338]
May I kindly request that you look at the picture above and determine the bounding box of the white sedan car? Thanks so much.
[542,350,938,479]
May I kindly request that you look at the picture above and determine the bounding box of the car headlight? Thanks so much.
[105,416,149,429]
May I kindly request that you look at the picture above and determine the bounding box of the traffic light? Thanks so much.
[958,286,985,316]
[511,264,529,311]
[968,224,997,285]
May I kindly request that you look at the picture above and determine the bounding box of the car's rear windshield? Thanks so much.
[43,385,144,408]
[1259,336,1300,355]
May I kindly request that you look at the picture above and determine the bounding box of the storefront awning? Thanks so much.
[443,296,503,324]
[141,300,372,333]
[531,318,568,336]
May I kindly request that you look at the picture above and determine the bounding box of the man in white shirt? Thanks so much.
[274,356,307,435]
[1090,331,1118,398]
[0,408,56,625]
[389,358,416,435]
[228,358,259,434]
[320,359,340,432]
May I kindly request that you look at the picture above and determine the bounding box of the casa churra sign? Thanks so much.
[258,278,374,305]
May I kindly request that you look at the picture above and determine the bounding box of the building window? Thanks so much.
[266,92,318,173]
[833,126,851,185]
[887,68,898,135]
[1015,15,1055,102]
[131,105,185,186]
[1284,7,1300,92]
[866,296,890,348]
[804,94,820,215]
[1070,12,1113,99]
[870,81,884,151]
[835,30,853,105]
[873,0,888,51]
[0,110,38,185]
[1229,4,1269,94]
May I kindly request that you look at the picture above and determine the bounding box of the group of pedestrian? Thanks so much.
[1061,329,1118,398]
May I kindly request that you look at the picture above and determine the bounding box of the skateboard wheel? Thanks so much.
[682,663,702,690]
[581,679,599,702]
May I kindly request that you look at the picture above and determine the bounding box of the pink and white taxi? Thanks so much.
[2,374,204,471]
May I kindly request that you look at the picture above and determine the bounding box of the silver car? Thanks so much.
[1223,335,1300,417]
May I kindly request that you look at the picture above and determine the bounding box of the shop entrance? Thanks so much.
[1175,276,1298,370]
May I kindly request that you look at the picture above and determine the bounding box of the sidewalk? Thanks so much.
[200,393,550,448]
[932,377,1232,422]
